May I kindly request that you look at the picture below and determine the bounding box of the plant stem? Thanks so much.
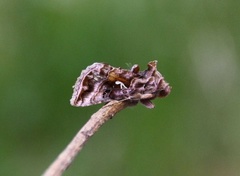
[42,101,129,176]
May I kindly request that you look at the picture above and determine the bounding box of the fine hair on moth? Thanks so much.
[115,81,127,89]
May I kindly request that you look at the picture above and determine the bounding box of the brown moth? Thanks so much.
[70,61,171,108]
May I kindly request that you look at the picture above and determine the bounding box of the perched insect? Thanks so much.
[70,61,171,108]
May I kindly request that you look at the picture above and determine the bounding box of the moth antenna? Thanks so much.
[125,63,133,69]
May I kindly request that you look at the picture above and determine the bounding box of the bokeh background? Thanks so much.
[1,0,240,175]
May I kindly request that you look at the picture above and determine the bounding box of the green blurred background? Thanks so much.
[1,0,240,175]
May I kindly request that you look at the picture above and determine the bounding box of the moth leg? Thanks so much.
[140,99,155,109]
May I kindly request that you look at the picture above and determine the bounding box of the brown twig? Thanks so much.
[42,101,129,176]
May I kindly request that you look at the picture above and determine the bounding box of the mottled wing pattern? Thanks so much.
[70,63,113,106]
[70,61,171,108]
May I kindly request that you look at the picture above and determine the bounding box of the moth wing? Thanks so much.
[70,63,112,107]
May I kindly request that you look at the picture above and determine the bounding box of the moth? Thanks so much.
[70,61,171,109]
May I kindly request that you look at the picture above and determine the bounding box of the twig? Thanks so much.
[42,100,129,176]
